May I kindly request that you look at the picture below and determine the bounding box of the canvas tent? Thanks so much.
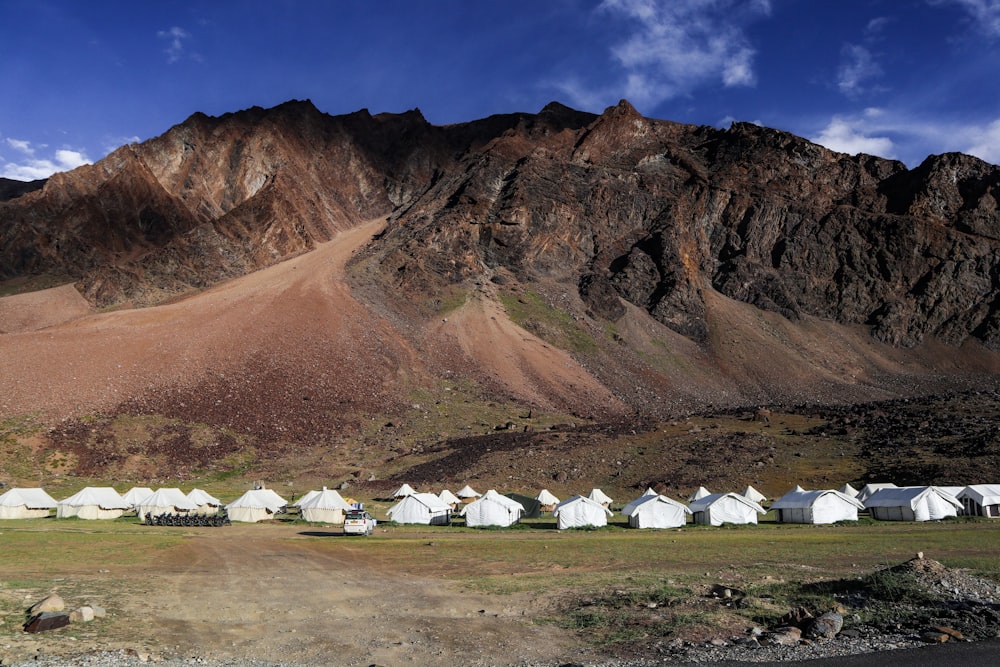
[293,489,321,507]
[136,488,199,521]
[958,485,1000,517]
[770,488,864,524]
[225,489,288,523]
[438,489,461,509]
[456,485,481,503]
[741,485,767,504]
[461,490,525,527]
[386,492,452,525]
[298,487,352,523]
[689,493,766,526]
[864,486,962,521]
[0,488,58,519]
[504,493,541,518]
[121,487,154,508]
[839,483,859,498]
[391,483,416,499]
[552,495,613,529]
[57,487,130,520]
[623,494,691,529]
[186,488,222,514]
[621,488,658,517]
[535,489,560,512]
[856,483,897,503]
[587,488,614,507]
[688,486,711,502]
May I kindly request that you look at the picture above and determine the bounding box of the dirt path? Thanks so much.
[128,525,583,666]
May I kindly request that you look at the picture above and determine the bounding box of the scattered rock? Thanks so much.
[764,625,802,646]
[27,593,65,615]
[23,612,70,633]
[806,611,843,639]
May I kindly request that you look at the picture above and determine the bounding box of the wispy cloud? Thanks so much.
[1,138,91,181]
[837,44,882,97]
[809,108,1000,166]
[157,26,192,64]
[811,110,896,158]
[936,0,1000,37]
[558,0,771,111]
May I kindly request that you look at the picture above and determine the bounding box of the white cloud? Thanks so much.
[963,118,1000,164]
[562,0,770,110]
[837,44,882,97]
[811,113,896,158]
[158,26,191,64]
[0,139,91,181]
[938,0,1000,37]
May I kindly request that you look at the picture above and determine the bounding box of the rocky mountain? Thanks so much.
[2,99,1000,487]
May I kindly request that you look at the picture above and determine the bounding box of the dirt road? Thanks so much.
[129,525,583,666]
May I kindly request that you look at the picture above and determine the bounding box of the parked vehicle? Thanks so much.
[343,509,377,535]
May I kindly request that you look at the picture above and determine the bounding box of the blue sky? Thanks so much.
[2,0,999,181]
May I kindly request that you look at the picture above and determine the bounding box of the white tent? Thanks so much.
[386,492,452,525]
[623,494,691,529]
[136,488,200,521]
[839,483,859,498]
[688,486,711,502]
[535,489,560,511]
[552,495,613,529]
[0,488,58,519]
[771,488,864,524]
[587,488,614,506]
[741,485,767,504]
[186,488,223,514]
[856,482,897,503]
[621,488,658,517]
[57,487,130,520]
[391,483,416,499]
[438,489,461,508]
[689,493,766,526]
[293,489,321,507]
[225,489,288,523]
[864,486,962,521]
[958,484,1000,518]
[298,487,353,523]
[461,490,525,527]
[456,485,481,503]
[121,487,154,507]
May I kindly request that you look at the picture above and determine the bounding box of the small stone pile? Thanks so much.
[22,593,106,634]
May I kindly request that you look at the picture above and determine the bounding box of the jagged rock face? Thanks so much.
[364,102,1000,348]
[2,99,999,348]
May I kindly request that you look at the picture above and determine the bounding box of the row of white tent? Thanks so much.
[5,481,998,527]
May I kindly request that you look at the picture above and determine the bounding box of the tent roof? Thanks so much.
[771,488,864,510]
[535,489,560,504]
[689,492,766,515]
[387,492,452,516]
[959,484,1000,506]
[456,485,481,498]
[139,488,199,511]
[741,485,767,503]
[863,486,962,510]
[623,494,692,517]
[0,487,58,509]
[121,487,154,505]
[59,487,129,509]
[293,489,321,507]
[552,495,613,517]
[226,489,287,512]
[688,486,711,501]
[438,489,461,504]
[856,482,898,501]
[298,488,352,511]
[459,489,524,516]
[186,488,221,505]
[587,488,614,504]
[621,488,658,516]
[839,483,859,497]
[392,483,416,497]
